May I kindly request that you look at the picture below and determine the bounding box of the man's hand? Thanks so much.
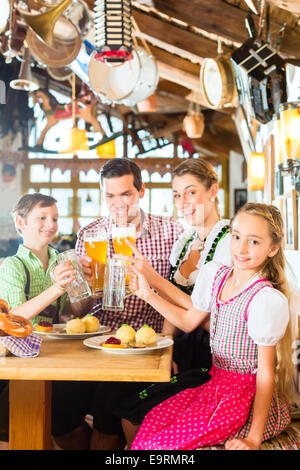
[225,438,261,450]
[78,255,93,287]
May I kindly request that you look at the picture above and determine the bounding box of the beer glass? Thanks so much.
[102,258,126,311]
[56,249,92,304]
[112,223,136,257]
[83,228,108,297]
[112,223,136,288]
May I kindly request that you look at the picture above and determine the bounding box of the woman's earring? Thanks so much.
[210,198,215,202]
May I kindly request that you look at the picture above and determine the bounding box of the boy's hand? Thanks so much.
[53,262,76,290]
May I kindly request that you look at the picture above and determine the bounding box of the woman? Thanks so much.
[114,158,233,446]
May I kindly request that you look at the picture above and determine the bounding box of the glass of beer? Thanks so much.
[83,228,108,297]
[112,223,136,291]
[112,223,136,257]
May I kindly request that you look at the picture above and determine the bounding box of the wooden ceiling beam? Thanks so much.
[132,9,232,63]
[152,0,300,60]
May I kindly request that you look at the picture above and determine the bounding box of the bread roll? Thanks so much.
[82,315,100,333]
[66,318,86,334]
[115,324,136,344]
[135,325,157,345]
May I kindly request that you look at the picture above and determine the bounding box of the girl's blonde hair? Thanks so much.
[231,202,294,402]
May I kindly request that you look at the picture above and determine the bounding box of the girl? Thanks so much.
[128,203,293,450]
[0,193,93,450]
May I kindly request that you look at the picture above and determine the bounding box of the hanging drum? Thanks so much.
[64,0,91,37]
[200,57,237,109]
[88,47,158,107]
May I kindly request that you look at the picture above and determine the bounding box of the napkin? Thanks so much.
[0,333,42,357]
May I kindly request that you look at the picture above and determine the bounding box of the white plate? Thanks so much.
[34,324,111,339]
[83,334,174,354]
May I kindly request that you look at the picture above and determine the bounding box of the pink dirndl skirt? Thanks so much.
[131,365,257,450]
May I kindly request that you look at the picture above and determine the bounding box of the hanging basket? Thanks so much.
[183,113,205,139]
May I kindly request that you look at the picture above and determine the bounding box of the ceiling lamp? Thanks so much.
[59,73,89,154]
[93,0,133,65]
[10,46,39,92]
[247,152,265,191]
[96,139,116,158]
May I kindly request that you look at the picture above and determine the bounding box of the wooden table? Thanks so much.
[0,335,173,450]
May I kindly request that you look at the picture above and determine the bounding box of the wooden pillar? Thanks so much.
[9,380,52,450]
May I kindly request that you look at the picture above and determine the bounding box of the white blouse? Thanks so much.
[169,219,232,286]
[191,261,289,346]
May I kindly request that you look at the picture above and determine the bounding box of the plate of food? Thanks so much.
[34,315,110,339]
[83,324,174,354]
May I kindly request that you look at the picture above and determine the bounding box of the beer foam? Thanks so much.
[112,227,135,238]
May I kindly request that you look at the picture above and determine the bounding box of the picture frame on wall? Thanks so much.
[234,188,248,213]
[283,189,298,250]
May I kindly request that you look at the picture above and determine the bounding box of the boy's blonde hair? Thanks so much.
[231,202,294,402]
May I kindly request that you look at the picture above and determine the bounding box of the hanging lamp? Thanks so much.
[247,152,265,191]
[59,73,89,154]
[93,0,133,65]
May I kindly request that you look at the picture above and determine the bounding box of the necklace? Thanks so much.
[196,233,206,252]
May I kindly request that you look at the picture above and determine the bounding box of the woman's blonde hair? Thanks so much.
[231,202,294,401]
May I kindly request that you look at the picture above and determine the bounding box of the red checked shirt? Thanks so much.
[75,211,184,332]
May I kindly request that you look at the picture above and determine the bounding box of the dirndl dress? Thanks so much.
[131,266,291,450]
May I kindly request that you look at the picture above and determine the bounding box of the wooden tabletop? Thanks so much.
[0,335,173,383]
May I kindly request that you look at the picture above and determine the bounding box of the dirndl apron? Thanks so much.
[131,266,291,450]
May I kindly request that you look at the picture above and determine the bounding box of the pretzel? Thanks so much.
[0,313,33,338]
[0,300,9,314]
[0,299,33,337]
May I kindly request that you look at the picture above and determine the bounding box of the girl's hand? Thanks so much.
[225,438,260,450]
[128,266,152,302]
[114,241,158,285]
[53,262,76,291]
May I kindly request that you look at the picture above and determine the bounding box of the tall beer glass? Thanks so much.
[112,223,136,257]
[84,228,108,297]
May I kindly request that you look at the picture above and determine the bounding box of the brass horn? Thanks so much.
[18,0,73,47]
[10,46,39,92]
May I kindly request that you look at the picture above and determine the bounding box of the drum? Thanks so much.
[64,0,91,37]
[88,47,158,106]
[0,0,10,34]
[26,16,81,67]
[200,57,237,109]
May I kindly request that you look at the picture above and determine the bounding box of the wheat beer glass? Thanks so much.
[112,223,136,257]
[84,228,108,297]
[112,223,136,288]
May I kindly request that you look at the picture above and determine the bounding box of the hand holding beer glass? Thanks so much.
[83,228,108,297]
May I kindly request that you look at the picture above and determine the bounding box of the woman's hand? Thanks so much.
[53,262,76,291]
[225,438,261,450]
[114,240,159,286]
[128,266,152,302]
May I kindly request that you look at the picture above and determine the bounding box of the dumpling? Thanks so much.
[135,325,157,345]
[115,324,136,344]
[82,315,100,333]
[66,318,86,334]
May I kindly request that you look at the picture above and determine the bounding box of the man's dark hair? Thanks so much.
[100,159,143,191]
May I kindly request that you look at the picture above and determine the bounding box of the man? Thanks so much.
[75,158,183,449]
[76,158,183,333]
